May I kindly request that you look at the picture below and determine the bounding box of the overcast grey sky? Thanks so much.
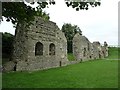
[0,0,119,45]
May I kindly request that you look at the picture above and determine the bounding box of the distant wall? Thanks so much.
[73,33,108,61]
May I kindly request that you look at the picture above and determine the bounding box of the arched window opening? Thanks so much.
[89,56,92,59]
[88,43,90,51]
[35,42,43,56]
[99,51,101,58]
[83,48,86,57]
[13,62,17,71]
[49,43,55,55]
[59,61,62,67]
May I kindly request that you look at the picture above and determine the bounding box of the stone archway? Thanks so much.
[49,43,55,55]
[35,42,43,56]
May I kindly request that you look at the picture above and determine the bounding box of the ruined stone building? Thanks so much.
[73,33,108,61]
[4,17,68,71]
[3,17,108,72]
[73,33,91,61]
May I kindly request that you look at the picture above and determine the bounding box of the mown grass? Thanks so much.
[107,47,119,59]
[67,53,76,61]
[2,47,119,88]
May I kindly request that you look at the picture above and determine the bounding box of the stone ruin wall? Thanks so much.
[73,33,108,61]
[4,17,68,71]
[3,17,108,72]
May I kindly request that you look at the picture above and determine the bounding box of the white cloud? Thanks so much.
[0,18,15,35]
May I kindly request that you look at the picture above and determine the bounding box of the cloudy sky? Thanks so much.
[0,0,119,46]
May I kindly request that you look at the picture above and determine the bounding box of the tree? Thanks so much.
[1,0,101,26]
[2,32,14,58]
[65,1,101,11]
[61,23,82,53]
[2,2,50,27]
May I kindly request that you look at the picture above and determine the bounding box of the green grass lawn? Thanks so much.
[2,47,119,88]
[67,53,76,61]
[107,47,119,59]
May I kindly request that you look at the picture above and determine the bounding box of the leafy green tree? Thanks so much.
[1,0,101,25]
[2,2,50,26]
[2,32,14,58]
[61,23,82,53]
[65,1,101,11]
